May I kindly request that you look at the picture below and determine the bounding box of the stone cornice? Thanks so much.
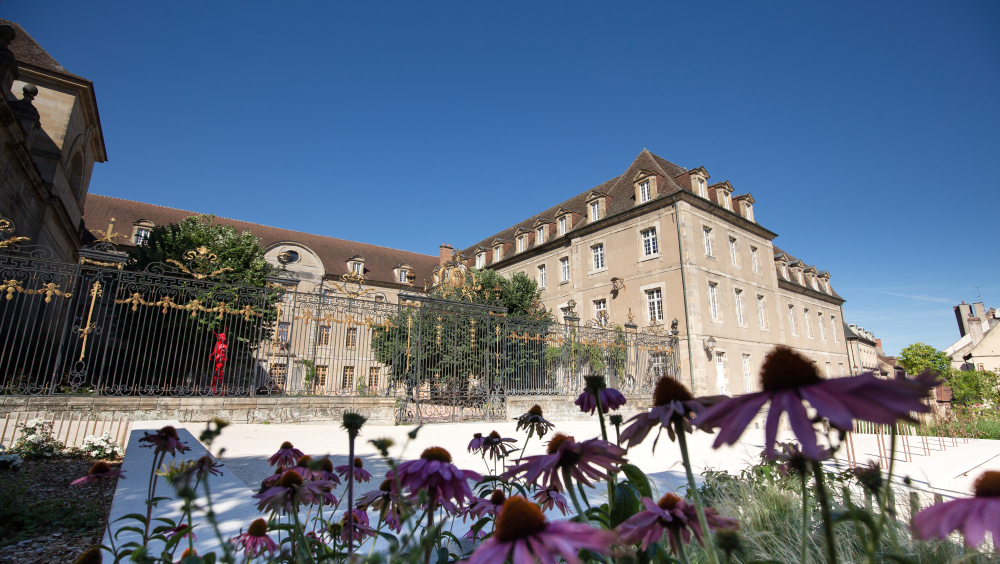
[777,278,845,306]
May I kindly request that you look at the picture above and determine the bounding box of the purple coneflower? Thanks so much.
[515,405,555,438]
[339,508,376,544]
[191,455,223,480]
[617,493,738,554]
[289,455,326,481]
[316,457,343,486]
[469,430,517,460]
[697,346,938,459]
[619,376,709,451]
[138,425,190,456]
[385,446,481,512]
[575,375,627,415]
[165,523,195,541]
[533,488,570,515]
[466,496,616,564]
[71,461,125,486]
[252,470,334,514]
[502,433,626,492]
[73,547,102,564]
[267,441,304,468]
[462,489,506,521]
[356,479,404,532]
[335,457,373,483]
[231,518,278,557]
[912,470,1000,548]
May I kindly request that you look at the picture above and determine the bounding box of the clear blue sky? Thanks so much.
[6,1,998,355]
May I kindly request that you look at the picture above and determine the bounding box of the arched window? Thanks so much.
[69,152,85,198]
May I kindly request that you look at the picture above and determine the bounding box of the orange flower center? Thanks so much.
[353,457,363,468]
[546,433,574,454]
[247,518,268,537]
[490,489,506,505]
[379,479,393,492]
[280,441,293,449]
[974,471,1000,498]
[489,431,501,440]
[653,376,693,406]
[420,447,452,463]
[89,462,111,475]
[546,433,580,467]
[657,493,682,511]
[494,496,547,542]
[296,455,312,467]
[277,470,303,487]
[159,425,178,439]
[319,458,334,472]
[528,405,543,417]
[73,546,102,564]
[759,346,823,391]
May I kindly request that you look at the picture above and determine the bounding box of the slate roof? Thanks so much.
[460,150,693,261]
[83,194,439,287]
[0,19,87,81]
[772,244,843,301]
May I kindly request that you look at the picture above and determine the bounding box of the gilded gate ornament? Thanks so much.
[75,280,102,362]
[1,279,72,301]
[166,246,235,280]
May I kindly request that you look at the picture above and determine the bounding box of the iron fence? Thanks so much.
[0,216,679,422]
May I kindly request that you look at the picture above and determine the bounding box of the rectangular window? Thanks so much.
[319,325,331,347]
[734,289,745,325]
[270,363,287,386]
[742,353,753,394]
[826,362,832,377]
[729,237,738,266]
[517,237,525,253]
[838,363,845,376]
[698,178,707,198]
[804,308,812,337]
[832,316,839,343]
[818,313,826,340]
[592,243,605,270]
[788,305,797,335]
[590,201,600,221]
[708,283,719,320]
[342,366,355,389]
[346,327,358,347]
[476,253,485,268]
[757,295,767,329]
[399,270,408,283]
[646,289,663,322]
[134,228,150,245]
[315,365,328,388]
[703,227,713,256]
[494,246,502,262]
[277,322,290,342]
[751,246,759,273]
[558,216,567,235]
[639,181,651,203]
[352,262,363,274]
[594,299,608,325]
[782,264,788,279]
[641,228,658,256]
[716,352,729,395]
[536,227,544,244]
[798,271,804,285]
[537,264,547,287]
[368,366,380,389]
[560,257,570,282]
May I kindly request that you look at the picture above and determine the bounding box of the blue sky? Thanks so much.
[6,1,998,355]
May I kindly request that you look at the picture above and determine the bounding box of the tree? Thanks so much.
[897,342,951,377]
[948,370,1000,406]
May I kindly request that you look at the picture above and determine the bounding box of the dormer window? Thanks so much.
[476,252,485,268]
[399,270,409,283]
[494,245,502,262]
[797,271,804,285]
[517,236,526,253]
[132,220,154,245]
[722,192,732,210]
[781,263,788,279]
[558,216,567,235]
[351,262,363,274]
[590,201,600,221]
[811,277,818,291]
[745,202,754,221]
[639,181,651,203]
[536,226,544,244]
[396,264,413,284]
[697,178,707,198]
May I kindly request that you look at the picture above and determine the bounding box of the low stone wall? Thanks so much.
[0,395,397,424]
[505,394,652,422]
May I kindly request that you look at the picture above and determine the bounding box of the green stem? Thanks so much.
[142,451,166,545]
[97,477,117,555]
[811,459,838,564]
[801,472,809,564]
[674,419,720,564]
[562,466,589,522]
[518,427,533,462]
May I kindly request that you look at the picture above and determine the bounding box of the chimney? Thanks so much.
[969,312,985,347]
[439,243,453,268]
[875,339,884,355]
[955,302,973,337]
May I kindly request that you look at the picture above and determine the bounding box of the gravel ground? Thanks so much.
[0,458,122,564]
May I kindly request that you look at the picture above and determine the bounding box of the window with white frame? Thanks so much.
[591,243,605,270]
[729,237,738,266]
[639,180,651,203]
[558,216,567,235]
[697,178,707,198]
[703,227,714,257]
[351,261,363,274]
[751,247,759,273]
[537,264,547,287]
[788,305,797,334]
[831,316,838,343]
[494,245,502,262]
[781,263,788,279]
[838,363,845,376]
[476,253,485,268]
[559,257,569,282]
[134,228,151,245]
[745,203,754,221]
[594,299,608,325]
[722,192,732,210]
[818,312,826,340]
[536,227,544,244]
[517,236,525,253]
[708,282,719,320]
[804,308,812,337]
[825,362,832,378]
[757,295,767,328]
[798,271,804,285]
[590,201,600,221]
[716,352,729,394]
[734,289,745,325]
[399,269,409,283]
[641,228,658,256]
[646,288,663,322]
[811,277,819,291]
[824,280,831,293]
[742,353,753,393]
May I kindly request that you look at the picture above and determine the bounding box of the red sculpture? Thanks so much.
[209,329,228,395]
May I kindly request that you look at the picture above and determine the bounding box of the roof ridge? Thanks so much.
[89,194,437,259]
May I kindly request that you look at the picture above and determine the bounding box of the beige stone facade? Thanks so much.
[460,150,850,396]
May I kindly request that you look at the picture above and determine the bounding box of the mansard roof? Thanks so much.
[772,244,843,301]
[83,194,439,287]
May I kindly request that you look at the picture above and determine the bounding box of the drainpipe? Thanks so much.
[672,196,697,392]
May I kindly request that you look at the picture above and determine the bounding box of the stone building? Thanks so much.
[459,150,850,396]
[945,301,1000,373]
[0,20,106,261]
[844,324,879,376]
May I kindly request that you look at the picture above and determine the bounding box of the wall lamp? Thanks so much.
[705,336,717,355]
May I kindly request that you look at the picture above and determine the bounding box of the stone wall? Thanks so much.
[505,394,652,422]
[0,396,397,425]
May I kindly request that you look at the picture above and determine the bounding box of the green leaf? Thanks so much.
[408,425,423,439]
[621,464,654,499]
[114,513,150,525]
[610,482,641,527]
[378,531,400,552]
[884,556,919,564]
[832,507,878,534]
[115,526,146,539]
